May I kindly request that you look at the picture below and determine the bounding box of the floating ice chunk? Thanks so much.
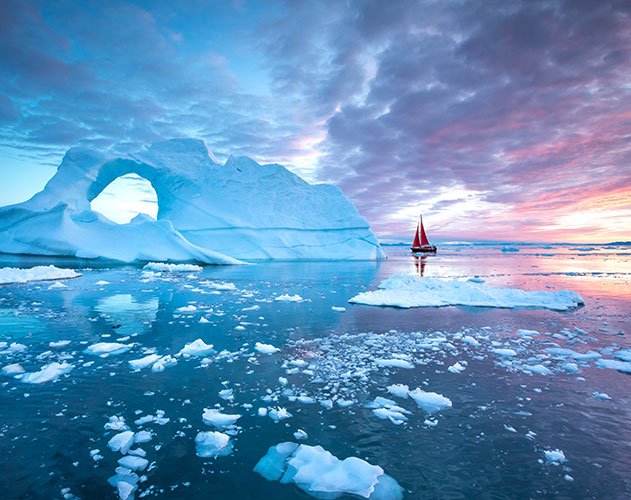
[0,265,81,284]
[134,430,152,444]
[462,336,480,346]
[332,306,346,312]
[195,431,232,458]
[199,316,210,324]
[95,280,110,285]
[105,416,129,431]
[409,388,452,413]
[254,442,403,499]
[49,340,71,348]
[294,429,308,440]
[386,384,410,399]
[562,362,580,373]
[19,362,73,384]
[118,455,149,471]
[202,408,241,428]
[151,355,177,372]
[143,263,203,272]
[255,342,280,354]
[521,364,552,375]
[258,407,268,417]
[448,362,466,374]
[592,392,611,400]
[85,342,132,357]
[493,348,517,357]
[375,358,414,369]
[275,294,303,302]
[204,281,236,291]
[178,339,214,357]
[0,342,27,354]
[368,397,411,425]
[129,354,162,370]
[176,305,197,312]
[516,329,539,336]
[49,281,67,289]
[543,449,567,465]
[108,431,135,454]
[269,407,292,421]
[614,349,631,362]
[596,359,631,373]
[134,411,169,426]
[2,363,25,375]
[349,274,584,311]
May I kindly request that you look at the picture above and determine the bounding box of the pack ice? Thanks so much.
[0,139,384,263]
[349,274,584,311]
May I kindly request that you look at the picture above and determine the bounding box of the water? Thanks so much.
[1,244,630,499]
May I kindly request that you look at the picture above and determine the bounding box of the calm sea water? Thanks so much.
[1,244,630,500]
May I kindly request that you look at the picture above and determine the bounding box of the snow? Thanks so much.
[255,342,280,354]
[0,265,80,284]
[18,362,73,383]
[0,139,383,263]
[195,431,232,458]
[177,339,214,357]
[143,262,203,272]
[408,388,452,413]
[349,274,584,311]
[85,342,133,357]
[202,409,241,428]
[254,442,403,499]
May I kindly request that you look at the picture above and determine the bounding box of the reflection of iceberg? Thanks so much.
[95,294,158,336]
[0,139,384,263]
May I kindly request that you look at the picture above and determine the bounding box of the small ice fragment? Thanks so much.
[49,340,71,348]
[386,384,410,399]
[592,392,611,400]
[202,408,241,428]
[294,429,308,440]
[255,342,279,354]
[143,263,202,272]
[409,388,452,413]
[275,294,303,302]
[178,339,214,357]
[493,348,517,357]
[269,407,292,421]
[448,362,466,374]
[543,449,566,465]
[85,342,132,357]
[118,456,149,471]
[375,358,414,369]
[19,362,73,384]
[331,306,346,312]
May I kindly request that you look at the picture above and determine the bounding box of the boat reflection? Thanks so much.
[413,255,427,276]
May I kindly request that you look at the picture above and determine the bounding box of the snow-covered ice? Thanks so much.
[202,409,241,428]
[143,262,203,272]
[408,389,452,413]
[349,274,584,310]
[0,265,80,284]
[85,343,133,357]
[177,339,214,357]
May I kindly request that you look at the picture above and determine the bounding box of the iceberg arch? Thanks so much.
[89,174,158,224]
[0,139,384,264]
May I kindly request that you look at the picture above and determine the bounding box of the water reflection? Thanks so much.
[95,293,158,336]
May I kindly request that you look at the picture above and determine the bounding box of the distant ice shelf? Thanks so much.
[0,139,384,264]
[349,274,584,311]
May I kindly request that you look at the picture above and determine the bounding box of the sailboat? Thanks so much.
[411,215,437,253]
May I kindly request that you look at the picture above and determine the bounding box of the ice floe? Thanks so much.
[255,342,280,354]
[195,431,232,458]
[408,388,452,413]
[254,442,403,499]
[18,362,73,384]
[143,262,203,272]
[202,408,241,428]
[85,342,133,357]
[349,274,584,311]
[177,339,214,357]
[0,265,81,284]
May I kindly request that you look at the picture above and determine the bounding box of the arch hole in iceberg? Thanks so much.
[89,174,158,224]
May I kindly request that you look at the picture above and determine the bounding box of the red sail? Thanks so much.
[420,218,430,246]
[412,223,421,247]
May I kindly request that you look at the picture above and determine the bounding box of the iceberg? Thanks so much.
[254,442,403,499]
[0,139,384,263]
[349,274,584,311]
[0,265,80,284]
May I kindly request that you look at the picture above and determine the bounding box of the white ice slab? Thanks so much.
[0,265,80,284]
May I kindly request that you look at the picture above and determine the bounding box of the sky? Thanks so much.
[1,0,629,243]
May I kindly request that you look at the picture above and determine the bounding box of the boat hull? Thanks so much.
[411,246,437,253]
